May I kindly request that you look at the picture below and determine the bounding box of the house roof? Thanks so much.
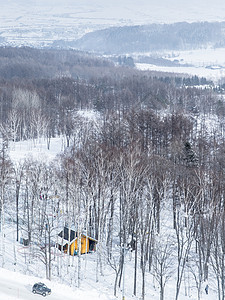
[58,227,98,243]
[58,227,76,242]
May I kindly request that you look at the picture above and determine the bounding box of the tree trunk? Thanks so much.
[133,243,137,296]
[142,267,146,300]
[114,269,120,297]
[16,182,20,242]
[160,284,164,300]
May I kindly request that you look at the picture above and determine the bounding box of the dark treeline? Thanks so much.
[0,47,221,145]
[0,47,225,299]
[0,74,218,142]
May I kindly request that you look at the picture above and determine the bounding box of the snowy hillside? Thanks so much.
[1,97,225,300]
[1,109,223,300]
[1,4,225,296]
[0,166,218,300]
[0,267,115,300]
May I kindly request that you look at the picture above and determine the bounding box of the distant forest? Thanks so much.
[0,46,220,144]
[57,21,225,54]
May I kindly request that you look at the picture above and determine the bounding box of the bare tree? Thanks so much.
[210,209,225,300]
[0,130,13,267]
[152,236,175,300]
[33,212,55,280]
[13,162,24,242]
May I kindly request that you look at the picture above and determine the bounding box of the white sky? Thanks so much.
[1,0,225,25]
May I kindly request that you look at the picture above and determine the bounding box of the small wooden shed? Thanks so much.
[58,227,97,255]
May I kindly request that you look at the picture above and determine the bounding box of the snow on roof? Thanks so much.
[58,227,97,243]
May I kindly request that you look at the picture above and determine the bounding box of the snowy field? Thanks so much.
[8,137,64,164]
[136,62,225,82]
[163,48,225,67]
[136,47,225,82]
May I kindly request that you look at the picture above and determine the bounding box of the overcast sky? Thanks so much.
[1,0,225,24]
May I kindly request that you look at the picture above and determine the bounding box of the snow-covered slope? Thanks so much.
[0,267,114,300]
[1,112,220,300]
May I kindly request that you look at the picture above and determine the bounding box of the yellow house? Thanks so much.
[58,227,97,255]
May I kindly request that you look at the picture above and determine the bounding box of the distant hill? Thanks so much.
[63,22,225,54]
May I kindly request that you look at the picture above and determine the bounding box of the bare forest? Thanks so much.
[1,47,225,300]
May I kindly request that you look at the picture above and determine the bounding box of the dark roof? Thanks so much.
[58,227,98,243]
[58,227,77,242]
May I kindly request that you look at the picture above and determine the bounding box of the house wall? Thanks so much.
[70,236,90,255]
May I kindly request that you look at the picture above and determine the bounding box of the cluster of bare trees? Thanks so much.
[0,47,222,148]
[1,103,225,299]
[1,47,225,299]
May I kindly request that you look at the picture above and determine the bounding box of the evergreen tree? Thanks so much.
[184,141,198,167]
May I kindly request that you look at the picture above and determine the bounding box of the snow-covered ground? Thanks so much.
[0,127,218,300]
[1,134,117,300]
[8,137,64,163]
[0,267,115,300]
[163,48,225,67]
[136,62,225,81]
[136,47,225,82]
[0,199,218,300]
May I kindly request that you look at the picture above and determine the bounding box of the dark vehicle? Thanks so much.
[32,282,51,297]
